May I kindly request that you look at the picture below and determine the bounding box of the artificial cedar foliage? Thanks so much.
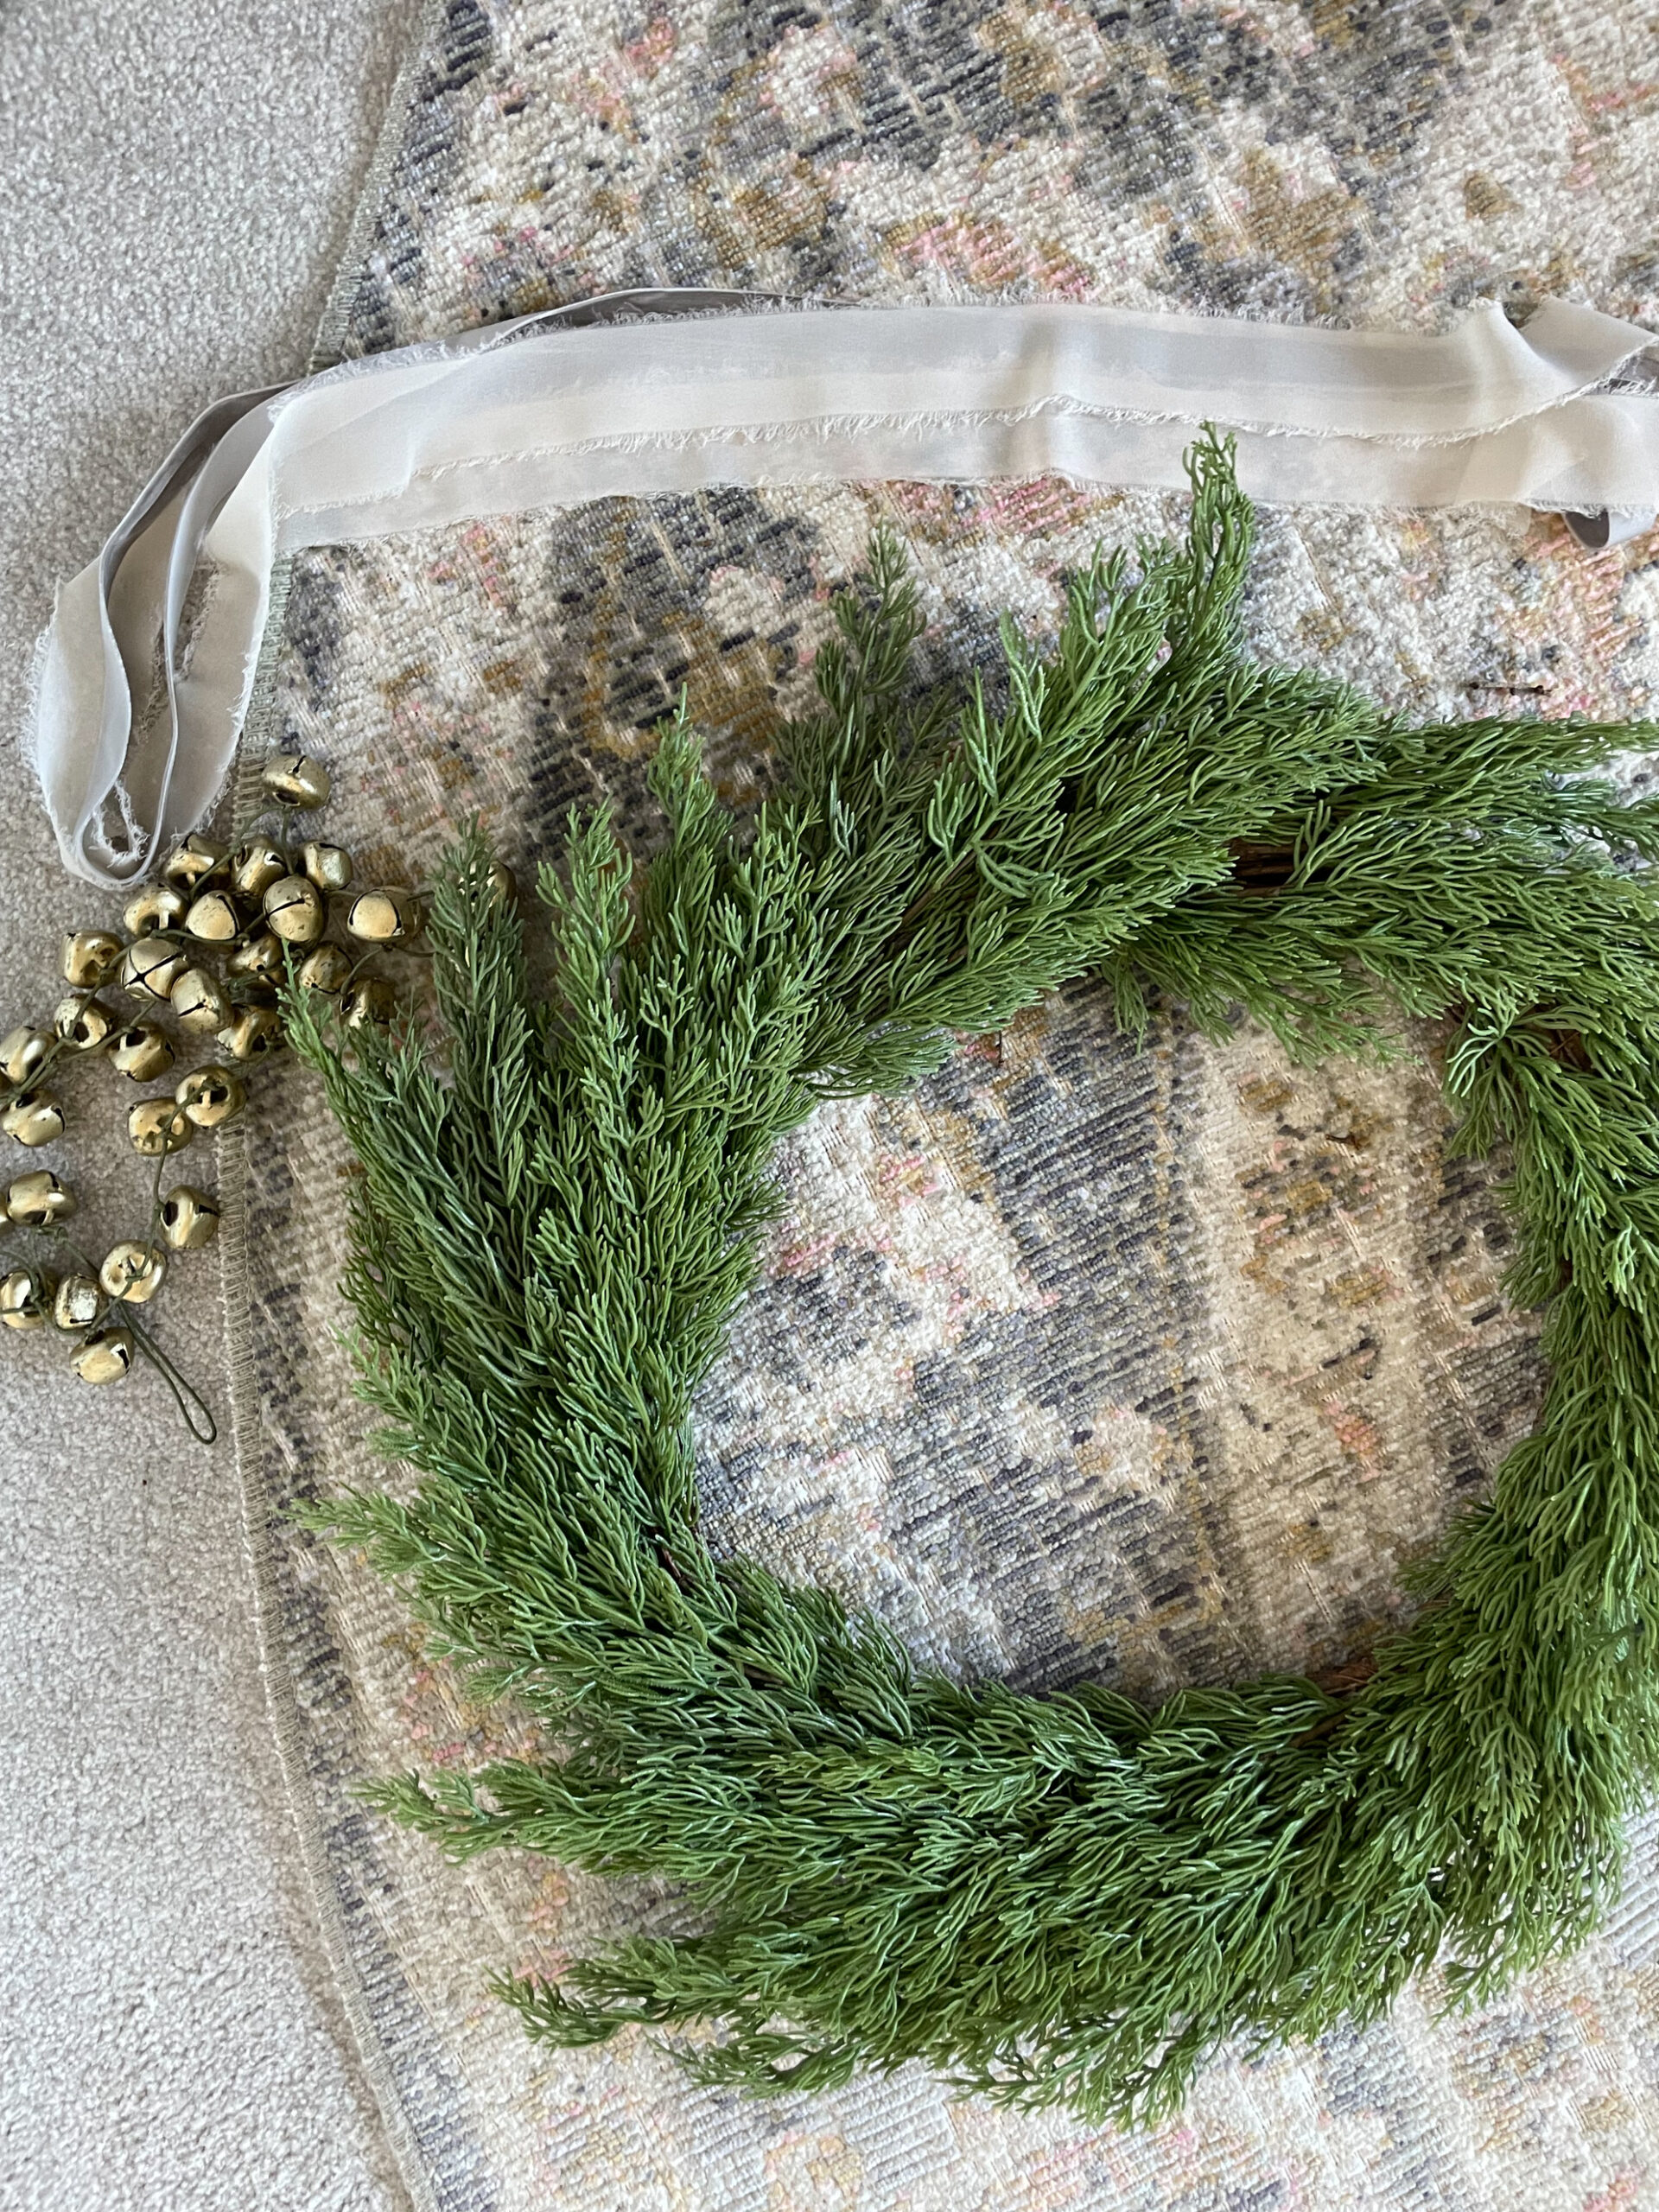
[288,436,1659,2122]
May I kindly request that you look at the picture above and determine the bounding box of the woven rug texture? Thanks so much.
[239,3,1659,2205]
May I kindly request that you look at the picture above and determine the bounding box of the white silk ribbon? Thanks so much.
[27,288,1659,886]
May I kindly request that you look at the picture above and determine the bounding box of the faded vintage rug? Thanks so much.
[232,2,1659,2205]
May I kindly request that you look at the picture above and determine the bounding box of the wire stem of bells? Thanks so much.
[42,1131,219,1447]
[132,1106,219,1445]
[130,1325,218,1446]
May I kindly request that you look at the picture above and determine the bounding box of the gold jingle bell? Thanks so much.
[99,1242,167,1303]
[6,1169,74,1225]
[172,968,231,1035]
[296,944,353,995]
[226,931,285,989]
[122,938,188,1003]
[160,834,229,893]
[346,887,420,944]
[53,1273,104,1331]
[3,1090,64,1147]
[338,977,397,1026]
[60,930,124,988]
[183,888,245,944]
[263,875,325,945]
[0,1267,54,1330]
[129,1098,192,1156]
[232,841,289,900]
[488,861,517,904]
[160,1185,219,1251]
[73,1325,134,1384]
[0,1025,52,1085]
[218,1004,283,1061]
[340,975,397,1031]
[260,751,331,809]
[176,1065,246,1130]
[54,995,114,1052]
[301,841,353,894]
[107,1021,175,1083]
[123,884,188,938]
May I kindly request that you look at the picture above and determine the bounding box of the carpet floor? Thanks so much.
[0,7,410,2207]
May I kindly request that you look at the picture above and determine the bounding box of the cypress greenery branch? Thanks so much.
[286,433,1659,2122]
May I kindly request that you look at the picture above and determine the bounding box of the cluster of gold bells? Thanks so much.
[0,750,421,1436]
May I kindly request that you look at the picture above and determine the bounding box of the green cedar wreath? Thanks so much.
[289,436,1659,2124]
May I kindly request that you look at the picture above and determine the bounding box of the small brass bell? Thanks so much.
[0,1026,52,1086]
[232,841,289,900]
[53,1274,104,1331]
[160,833,228,893]
[176,1065,246,1130]
[346,888,420,944]
[218,1004,283,1061]
[264,875,325,945]
[160,1185,219,1250]
[340,975,397,1031]
[487,861,517,904]
[73,1326,134,1383]
[183,888,245,944]
[6,1170,74,1225]
[60,930,124,988]
[99,1241,167,1303]
[129,1098,192,1156]
[107,1021,175,1083]
[301,841,353,894]
[260,751,331,809]
[0,1267,54,1330]
[226,931,285,991]
[3,1090,65,1147]
[122,938,188,1003]
[296,944,353,995]
[123,884,188,938]
[54,995,114,1052]
[171,968,231,1035]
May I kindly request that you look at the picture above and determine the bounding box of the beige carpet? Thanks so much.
[0,6,410,2207]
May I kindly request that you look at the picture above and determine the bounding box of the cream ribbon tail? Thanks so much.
[27,289,1659,887]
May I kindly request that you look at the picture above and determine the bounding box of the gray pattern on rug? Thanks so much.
[241,3,1659,2204]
